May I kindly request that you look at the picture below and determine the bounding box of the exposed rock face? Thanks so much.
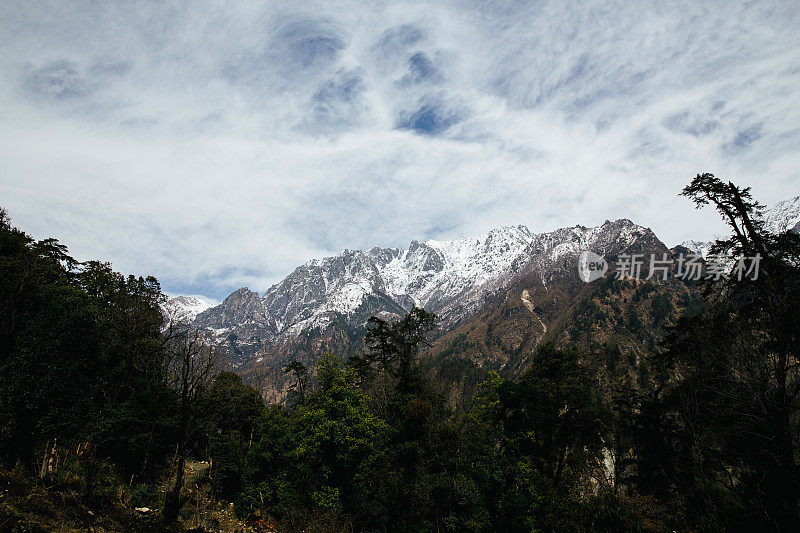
[189,288,274,363]
[194,288,271,331]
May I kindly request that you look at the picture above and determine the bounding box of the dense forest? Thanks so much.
[1,174,799,532]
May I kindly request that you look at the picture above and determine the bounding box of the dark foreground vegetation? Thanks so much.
[1,174,799,532]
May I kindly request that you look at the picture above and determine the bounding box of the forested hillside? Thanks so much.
[2,174,799,532]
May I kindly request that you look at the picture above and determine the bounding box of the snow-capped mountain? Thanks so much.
[178,225,544,353]
[254,219,657,336]
[764,195,800,234]
[675,240,713,259]
[162,295,217,323]
[371,225,537,324]
[163,219,662,365]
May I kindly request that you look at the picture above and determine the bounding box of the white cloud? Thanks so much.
[1,0,799,298]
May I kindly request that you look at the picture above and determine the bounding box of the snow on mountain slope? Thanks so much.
[378,225,536,314]
[676,240,713,258]
[162,295,217,323]
[245,226,539,334]
[261,249,397,334]
[163,195,798,396]
[764,195,800,234]
[533,220,646,261]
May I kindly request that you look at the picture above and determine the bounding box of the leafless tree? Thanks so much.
[162,323,218,523]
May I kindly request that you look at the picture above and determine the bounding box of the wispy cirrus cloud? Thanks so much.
[1,0,798,298]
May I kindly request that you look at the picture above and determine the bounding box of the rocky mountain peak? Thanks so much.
[194,287,271,330]
[162,295,215,324]
[764,195,800,234]
[366,246,403,268]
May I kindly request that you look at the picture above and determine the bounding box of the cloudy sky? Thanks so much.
[1,1,799,300]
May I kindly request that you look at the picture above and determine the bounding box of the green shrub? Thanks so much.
[129,482,160,508]
[53,456,123,507]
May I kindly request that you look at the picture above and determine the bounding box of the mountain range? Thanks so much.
[166,195,800,401]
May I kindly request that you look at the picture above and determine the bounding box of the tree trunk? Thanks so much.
[773,356,798,529]
[39,438,52,479]
[163,452,186,523]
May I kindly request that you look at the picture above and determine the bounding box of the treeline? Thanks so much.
[2,173,799,532]
[0,206,242,527]
[0,208,175,484]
